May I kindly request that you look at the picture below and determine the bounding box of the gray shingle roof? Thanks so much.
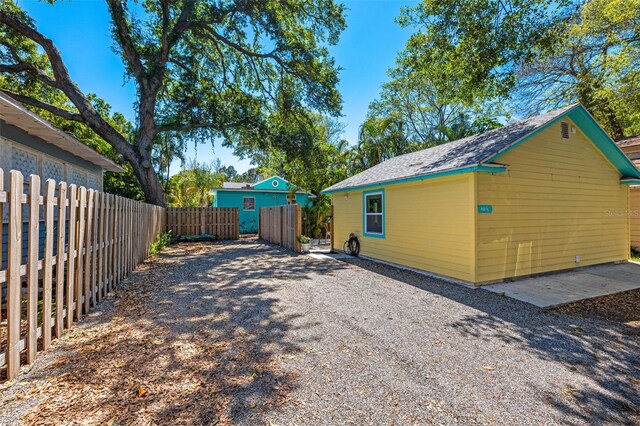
[222,182,253,189]
[323,104,578,193]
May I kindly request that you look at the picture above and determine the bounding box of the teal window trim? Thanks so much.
[363,189,385,238]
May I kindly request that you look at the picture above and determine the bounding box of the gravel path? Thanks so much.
[1,240,638,425]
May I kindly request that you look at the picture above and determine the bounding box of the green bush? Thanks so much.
[632,246,640,260]
[298,235,312,244]
[150,231,174,255]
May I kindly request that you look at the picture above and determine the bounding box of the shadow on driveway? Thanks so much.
[4,240,347,425]
[337,256,640,425]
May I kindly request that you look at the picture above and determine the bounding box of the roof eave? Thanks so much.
[0,92,125,172]
[322,163,507,194]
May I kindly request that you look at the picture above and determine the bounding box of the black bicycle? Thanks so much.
[343,233,360,256]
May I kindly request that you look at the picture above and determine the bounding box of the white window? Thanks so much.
[243,197,256,211]
[364,191,384,236]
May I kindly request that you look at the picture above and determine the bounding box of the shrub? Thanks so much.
[298,235,312,244]
[149,231,174,255]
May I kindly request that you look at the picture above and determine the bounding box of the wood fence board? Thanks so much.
[0,165,215,377]
[259,205,302,253]
[26,174,40,364]
[55,182,67,338]
[66,184,77,329]
[6,171,23,379]
[166,207,239,239]
[42,179,55,350]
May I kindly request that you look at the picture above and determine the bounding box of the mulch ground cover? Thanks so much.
[552,288,640,329]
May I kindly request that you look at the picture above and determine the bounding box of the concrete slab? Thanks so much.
[483,263,640,308]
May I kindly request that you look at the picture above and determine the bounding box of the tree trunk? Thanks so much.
[129,152,166,207]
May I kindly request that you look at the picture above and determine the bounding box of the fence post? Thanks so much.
[6,170,24,380]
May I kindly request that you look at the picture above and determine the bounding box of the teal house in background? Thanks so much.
[211,176,312,233]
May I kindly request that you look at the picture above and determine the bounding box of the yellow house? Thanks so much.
[615,135,640,249]
[324,105,640,284]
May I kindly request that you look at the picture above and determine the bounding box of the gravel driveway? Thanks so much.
[1,239,638,425]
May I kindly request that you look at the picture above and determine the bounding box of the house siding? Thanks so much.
[0,120,103,194]
[214,190,311,234]
[476,119,629,282]
[631,187,640,249]
[331,174,476,282]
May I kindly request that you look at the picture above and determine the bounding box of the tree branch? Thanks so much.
[105,0,146,85]
[196,25,291,71]
[0,7,138,162]
[156,118,247,134]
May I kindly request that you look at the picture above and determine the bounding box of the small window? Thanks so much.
[243,197,256,211]
[272,180,279,188]
[363,191,384,237]
[561,121,570,139]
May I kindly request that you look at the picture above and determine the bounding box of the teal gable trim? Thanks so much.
[485,105,640,180]
[253,176,293,190]
[621,179,640,185]
[362,189,385,239]
[322,165,507,195]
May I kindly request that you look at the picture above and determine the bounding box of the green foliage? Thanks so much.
[0,0,347,204]
[514,0,640,138]
[302,193,332,239]
[298,235,312,244]
[249,114,353,194]
[167,159,224,207]
[397,0,640,139]
[397,0,574,105]
[631,246,640,260]
[149,231,174,255]
[104,166,146,201]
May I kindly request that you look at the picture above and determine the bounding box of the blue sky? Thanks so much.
[16,0,415,174]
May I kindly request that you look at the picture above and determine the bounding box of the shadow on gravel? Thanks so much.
[339,257,640,425]
[14,240,347,425]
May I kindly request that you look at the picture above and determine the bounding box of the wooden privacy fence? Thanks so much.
[0,168,165,380]
[259,204,302,252]
[166,207,239,239]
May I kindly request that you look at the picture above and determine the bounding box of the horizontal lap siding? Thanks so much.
[332,174,475,282]
[476,120,629,283]
[632,187,640,248]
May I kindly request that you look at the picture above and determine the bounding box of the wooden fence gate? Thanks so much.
[0,168,165,380]
[166,207,239,239]
[259,204,302,252]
